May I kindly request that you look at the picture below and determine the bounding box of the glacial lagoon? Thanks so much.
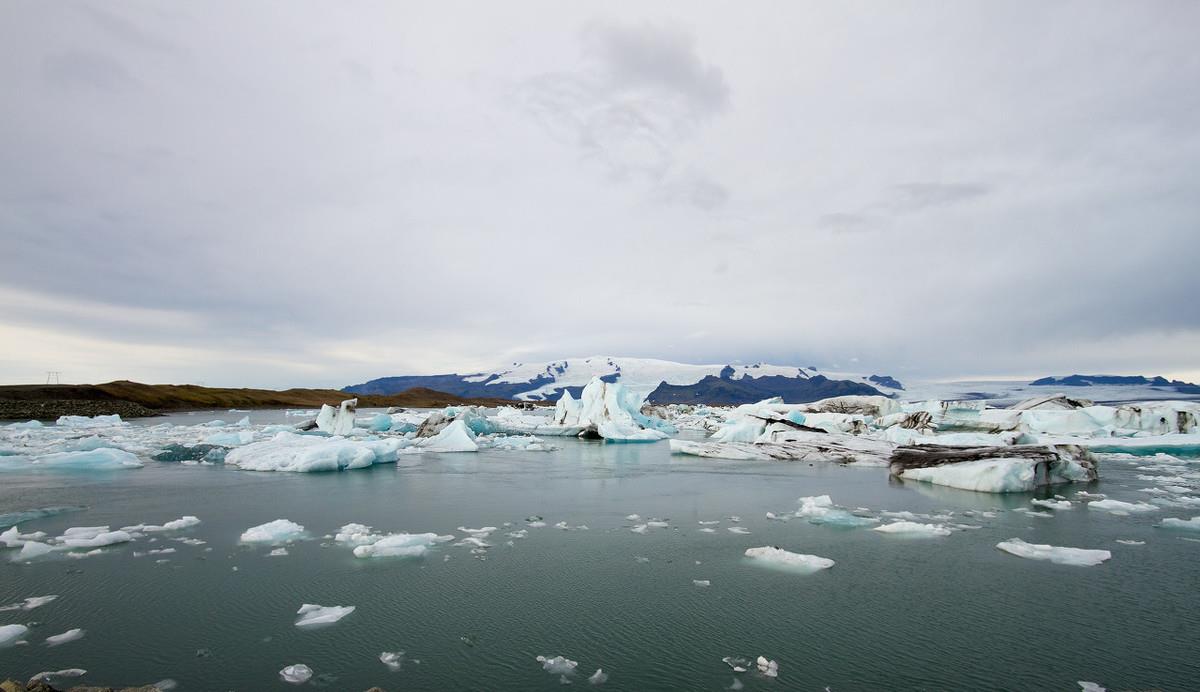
[2,409,1199,690]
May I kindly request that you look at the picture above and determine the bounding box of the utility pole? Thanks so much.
[45,371,61,385]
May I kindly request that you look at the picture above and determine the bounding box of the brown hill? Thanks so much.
[0,380,523,420]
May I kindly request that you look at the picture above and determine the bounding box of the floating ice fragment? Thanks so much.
[240,519,305,544]
[1160,516,1200,531]
[728,679,744,690]
[353,532,450,558]
[727,527,750,534]
[294,603,355,627]
[588,668,608,685]
[33,448,142,470]
[61,530,132,549]
[29,669,86,683]
[698,528,716,533]
[0,624,29,646]
[625,514,640,521]
[380,650,405,671]
[45,628,85,646]
[537,655,579,676]
[996,538,1111,566]
[458,526,497,536]
[873,521,951,537]
[630,524,648,534]
[795,495,878,527]
[0,595,57,611]
[269,547,289,557]
[1115,539,1145,545]
[698,520,719,526]
[18,541,55,559]
[693,579,711,587]
[1031,499,1072,510]
[1088,499,1159,514]
[55,414,124,428]
[756,656,779,678]
[280,664,313,683]
[744,546,834,572]
[1078,682,1106,692]
[722,656,749,672]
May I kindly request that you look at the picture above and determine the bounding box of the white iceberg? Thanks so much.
[996,538,1111,566]
[279,664,313,684]
[589,668,608,684]
[552,378,672,442]
[60,530,132,549]
[226,431,406,472]
[898,456,1092,493]
[32,448,142,470]
[413,419,478,452]
[55,414,125,428]
[536,654,578,675]
[1030,499,1072,510]
[756,656,779,678]
[794,495,878,527]
[315,399,357,435]
[45,628,85,646]
[240,519,305,544]
[1160,516,1200,531]
[352,532,450,559]
[0,595,57,611]
[873,521,951,537]
[1087,499,1160,514]
[380,651,405,671]
[294,603,355,627]
[17,540,55,559]
[744,546,834,573]
[0,624,29,647]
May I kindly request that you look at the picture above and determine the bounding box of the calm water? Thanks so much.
[1,411,1198,690]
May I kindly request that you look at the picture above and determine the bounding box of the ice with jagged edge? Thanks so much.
[996,538,1111,566]
[744,546,834,573]
[294,603,355,627]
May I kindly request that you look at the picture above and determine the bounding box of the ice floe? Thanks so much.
[794,495,878,527]
[1087,499,1160,514]
[537,654,579,676]
[240,519,305,544]
[1160,516,1200,530]
[588,668,608,684]
[294,603,355,627]
[744,546,834,572]
[0,624,29,646]
[350,531,452,558]
[226,432,407,472]
[279,663,313,683]
[996,538,1111,566]
[1031,499,1073,510]
[45,628,85,646]
[380,651,405,671]
[873,521,952,537]
[0,595,57,611]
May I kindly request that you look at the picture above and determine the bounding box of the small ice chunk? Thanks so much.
[61,530,133,549]
[1078,682,1106,692]
[756,656,779,678]
[280,664,313,684]
[240,519,305,544]
[588,668,608,685]
[1031,499,1072,510]
[630,524,648,534]
[380,650,405,671]
[1115,539,1145,545]
[744,546,834,573]
[698,528,716,533]
[996,538,1111,566]
[0,624,29,646]
[45,628,85,646]
[722,656,749,672]
[625,514,640,521]
[698,520,719,525]
[29,669,87,683]
[457,526,497,536]
[727,526,750,534]
[873,521,951,537]
[294,603,355,627]
[269,547,289,557]
[1088,499,1159,514]
[353,532,450,558]
[0,595,57,611]
[536,654,579,676]
[693,579,711,587]
[1160,516,1200,531]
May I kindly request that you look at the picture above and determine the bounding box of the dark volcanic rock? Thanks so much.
[647,374,884,405]
[1031,374,1200,394]
[0,399,157,422]
[868,374,904,390]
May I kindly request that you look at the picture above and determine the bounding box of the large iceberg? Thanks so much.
[996,538,1111,566]
[226,431,408,472]
[315,399,357,435]
[551,378,673,442]
[890,444,1096,493]
[744,546,835,573]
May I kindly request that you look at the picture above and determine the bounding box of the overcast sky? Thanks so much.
[1,1,1198,389]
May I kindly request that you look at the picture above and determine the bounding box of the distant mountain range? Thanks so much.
[1030,374,1200,394]
[344,356,904,405]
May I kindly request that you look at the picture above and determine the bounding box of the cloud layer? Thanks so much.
[1,1,1197,387]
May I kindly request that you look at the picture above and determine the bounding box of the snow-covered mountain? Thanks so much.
[344,356,902,404]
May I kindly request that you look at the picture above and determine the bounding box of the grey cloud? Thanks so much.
[518,20,730,209]
[42,50,136,90]
[888,183,990,211]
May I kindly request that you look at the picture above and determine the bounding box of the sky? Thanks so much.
[1,0,1198,389]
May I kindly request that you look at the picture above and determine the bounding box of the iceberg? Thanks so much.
[17,540,55,559]
[226,431,405,472]
[744,546,835,573]
[294,603,355,627]
[536,654,579,676]
[55,414,125,428]
[794,495,878,527]
[996,538,1111,566]
[589,668,608,685]
[60,530,133,549]
[45,628,85,646]
[897,455,1092,493]
[240,519,305,544]
[352,532,449,559]
[552,378,672,441]
[755,656,779,678]
[413,419,478,452]
[1087,499,1160,514]
[32,448,143,470]
[873,521,951,537]
[315,398,357,435]
[1030,499,1072,510]
[279,664,313,683]
[0,595,57,611]
[0,624,29,647]
[1160,516,1200,531]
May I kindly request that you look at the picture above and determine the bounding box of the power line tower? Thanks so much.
[45,371,61,385]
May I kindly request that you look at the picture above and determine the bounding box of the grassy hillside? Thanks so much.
[0,380,521,419]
